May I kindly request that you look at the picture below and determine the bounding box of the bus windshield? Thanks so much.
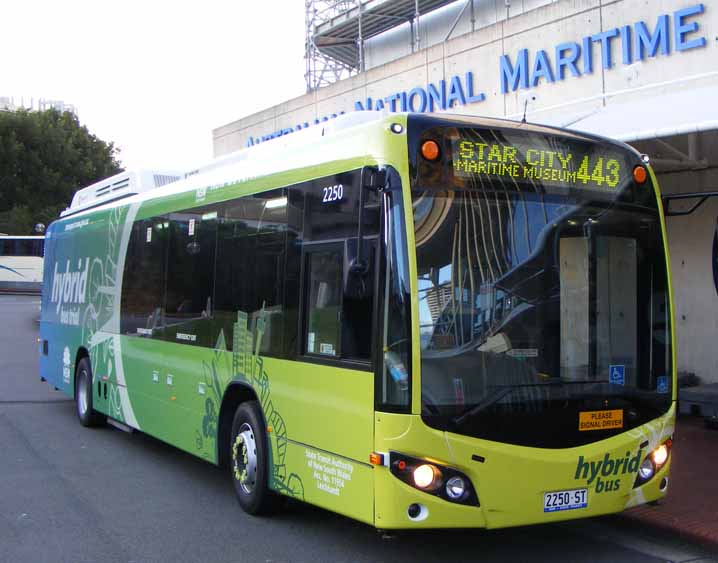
[411,124,672,448]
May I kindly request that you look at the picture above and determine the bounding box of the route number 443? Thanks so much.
[322,184,344,203]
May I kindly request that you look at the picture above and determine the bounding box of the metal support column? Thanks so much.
[445,0,472,42]
[414,0,421,52]
[357,0,364,72]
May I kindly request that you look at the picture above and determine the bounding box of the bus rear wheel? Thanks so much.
[230,401,279,515]
[75,357,105,427]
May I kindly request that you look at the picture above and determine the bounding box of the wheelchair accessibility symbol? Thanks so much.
[609,365,625,386]
[657,376,669,393]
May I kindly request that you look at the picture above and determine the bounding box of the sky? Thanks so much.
[1,0,307,172]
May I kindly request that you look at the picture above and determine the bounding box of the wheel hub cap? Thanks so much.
[232,423,257,495]
[78,370,89,416]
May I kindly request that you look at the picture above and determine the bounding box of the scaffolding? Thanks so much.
[305,1,358,91]
[305,0,458,92]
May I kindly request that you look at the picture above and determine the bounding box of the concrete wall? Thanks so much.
[649,132,718,384]
[666,192,718,384]
[214,0,718,154]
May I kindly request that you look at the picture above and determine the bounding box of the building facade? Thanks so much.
[214,0,718,385]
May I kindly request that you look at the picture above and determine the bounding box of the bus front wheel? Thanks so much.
[230,401,279,515]
[75,357,105,427]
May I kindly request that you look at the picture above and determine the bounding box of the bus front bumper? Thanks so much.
[373,405,675,530]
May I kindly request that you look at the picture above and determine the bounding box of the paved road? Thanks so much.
[1,294,716,563]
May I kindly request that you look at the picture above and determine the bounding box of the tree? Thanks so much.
[0,108,122,234]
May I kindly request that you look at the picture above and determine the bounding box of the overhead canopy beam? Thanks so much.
[662,192,718,216]
[651,136,709,172]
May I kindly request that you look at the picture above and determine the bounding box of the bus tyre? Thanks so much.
[230,401,279,515]
[75,357,104,427]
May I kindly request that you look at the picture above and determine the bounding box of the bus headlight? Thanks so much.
[651,444,669,466]
[389,452,479,506]
[634,439,672,487]
[414,464,442,490]
[445,476,467,500]
[638,458,655,481]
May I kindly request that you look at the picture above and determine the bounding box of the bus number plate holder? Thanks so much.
[543,488,588,513]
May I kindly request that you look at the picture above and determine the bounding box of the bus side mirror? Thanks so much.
[344,238,374,299]
[343,166,386,299]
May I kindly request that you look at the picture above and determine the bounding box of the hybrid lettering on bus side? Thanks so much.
[574,449,643,494]
[452,140,622,189]
[50,258,89,325]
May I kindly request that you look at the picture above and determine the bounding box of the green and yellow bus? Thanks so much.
[39,113,675,529]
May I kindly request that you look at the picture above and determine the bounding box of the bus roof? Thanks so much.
[56,112,631,223]
[58,112,397,222]
[61,169,182,218]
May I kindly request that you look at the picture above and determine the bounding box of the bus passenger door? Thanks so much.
[275,168,380,523]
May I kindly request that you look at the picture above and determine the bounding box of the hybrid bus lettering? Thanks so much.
[50,258,89,314]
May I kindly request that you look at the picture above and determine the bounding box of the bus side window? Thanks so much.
[304,246,343,357]
[377,187,412,411]
[213,189,287,356]
[120,217,168,337]
[159,207,218,347]
[291,169,379,365]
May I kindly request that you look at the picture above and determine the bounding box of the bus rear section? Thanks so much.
[370,116,675,529]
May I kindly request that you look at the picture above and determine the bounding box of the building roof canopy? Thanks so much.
[547,86,718,144]
[314,0,456,67]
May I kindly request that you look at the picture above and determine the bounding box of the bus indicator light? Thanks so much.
[421,140,441,161]
[633,165,647,184]
[369,452,384,465]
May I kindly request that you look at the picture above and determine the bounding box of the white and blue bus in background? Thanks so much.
[0,235,45,293]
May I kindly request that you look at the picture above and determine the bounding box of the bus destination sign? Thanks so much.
[452,133,628,191]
